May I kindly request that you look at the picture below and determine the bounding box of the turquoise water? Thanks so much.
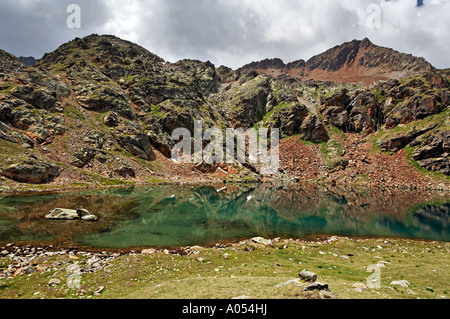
[0,183,448,248]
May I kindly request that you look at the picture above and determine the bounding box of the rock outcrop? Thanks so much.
[1,156,60,184]
[239,38,434,86]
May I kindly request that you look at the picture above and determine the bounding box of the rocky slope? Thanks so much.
[239,38,434,86]
[0,49,26,73]
[0,35,448,191]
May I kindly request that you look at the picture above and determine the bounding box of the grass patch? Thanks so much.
[1,237,448,299]
[327,124,346,139]
[320,140,345,159]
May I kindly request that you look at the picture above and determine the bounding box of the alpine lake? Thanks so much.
[0,182,448,250]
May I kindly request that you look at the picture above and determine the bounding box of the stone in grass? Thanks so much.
[141,249,157,255]
[299,269,318,282]
[251,237,272,245]
[94,286,105,296]
[48,278,61,286]
[353,283,368,292]
[82,214,99,221]
[390,280,410,288]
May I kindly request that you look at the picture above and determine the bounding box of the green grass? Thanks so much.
[320,140,344,159]
[0,237,448,299]
[297,138,316,146]
[64,103,88,123]
[0,83,18,95]
[327,124,346,139]
[263,102,289,123]
[372,89,388,104]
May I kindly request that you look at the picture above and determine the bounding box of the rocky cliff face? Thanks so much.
[0,35,448,190]
[239,38,435,86]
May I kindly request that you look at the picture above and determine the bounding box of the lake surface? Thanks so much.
[0,182,448,249]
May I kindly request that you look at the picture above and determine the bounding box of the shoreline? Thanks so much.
[1,234,448,256]
[1,175,449,196]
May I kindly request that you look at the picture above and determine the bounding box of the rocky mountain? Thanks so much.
[0,35,448,192]
[239,38,435,86]
[0,49,26,73]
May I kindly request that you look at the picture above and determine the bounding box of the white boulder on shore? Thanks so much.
[45,208,98,221]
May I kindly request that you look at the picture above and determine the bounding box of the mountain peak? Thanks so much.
[37,34,165,79]
[360,37,373,48]
[239,38,434,86]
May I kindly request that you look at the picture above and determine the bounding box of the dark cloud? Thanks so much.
[0,0,449,69]
[0,0,112,58]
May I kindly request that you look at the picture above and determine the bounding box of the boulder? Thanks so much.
[347,92,382,133]
[84,132,105,149]
[413,130,449,160]
[45,208,80,220]
[144,118,174,158]
[82,214,99,221]
[385,94,444,129]
[412,130,450,175]
[377,123,439,153]
[416,157,450,176]
[1,156,60,184]
[322,106,349,130]
[251,237,272,245]
[48,278,62,286]
[268,102,309,136]
[10,85,57,111]
[45,208,98,221]
[70,147,96,168]
[300,115,329,143]
[117,134,155,161]
[299,269,318,282]
[76,208,90,217]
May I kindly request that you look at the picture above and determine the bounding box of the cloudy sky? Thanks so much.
[0,0,449,69]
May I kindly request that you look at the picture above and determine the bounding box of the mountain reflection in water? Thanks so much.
[0,182,448,248]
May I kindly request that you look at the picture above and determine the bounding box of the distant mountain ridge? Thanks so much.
[238,38,435,86]
[19,56,39,66]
